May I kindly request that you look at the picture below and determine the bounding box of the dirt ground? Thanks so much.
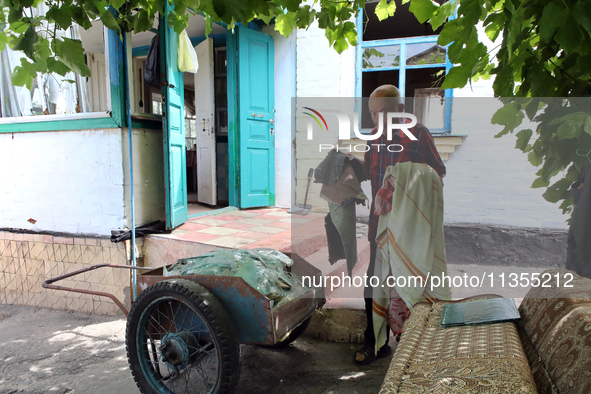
[0,304,394,394]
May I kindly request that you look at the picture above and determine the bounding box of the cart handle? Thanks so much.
[42,263,152,317]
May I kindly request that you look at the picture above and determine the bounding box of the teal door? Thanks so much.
[161,8,188,228]
[228,26,275,208]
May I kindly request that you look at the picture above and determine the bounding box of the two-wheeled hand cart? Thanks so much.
[43,252,325,394]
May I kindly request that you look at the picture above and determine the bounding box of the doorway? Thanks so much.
[158,20,276,229]
[187,38,230,213]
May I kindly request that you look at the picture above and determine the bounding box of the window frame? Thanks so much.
[355,8,453,134]
[0,27,127,133]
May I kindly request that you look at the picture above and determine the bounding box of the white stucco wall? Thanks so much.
[296,21,356,98]
[263,26,297,209]
[443,97,569,229]
[123,128,165,228]
[0,129,126,235]
[441,27,569,229]
[294,21,356,210]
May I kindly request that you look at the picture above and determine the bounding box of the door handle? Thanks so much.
[269,119,275,125]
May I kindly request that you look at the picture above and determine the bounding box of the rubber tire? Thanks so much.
[264,316,312,349]
[126,279,240,394]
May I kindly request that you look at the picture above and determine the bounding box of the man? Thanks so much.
[354,84,446,365]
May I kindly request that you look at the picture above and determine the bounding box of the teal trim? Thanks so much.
[399,43,406,95]
[362,65,400,73]
[161,6,188,229]
[247,21,262,31]
[187,206,237,219]
[226,29,239,207]
[444,44,454,132]
[131,118,162,130]
[122,31,138,301]
[0,116,119,133]
[360,35,439,48]
[405,63,447,69]
[362,63,446,73]
[107,27,126,127]
[355,10,363,130]
[132,46,150,57]
[189,33,226,47]
[214,35,227,47]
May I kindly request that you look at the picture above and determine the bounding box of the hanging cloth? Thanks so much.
[144,34,161,89]
[371,162,450,353]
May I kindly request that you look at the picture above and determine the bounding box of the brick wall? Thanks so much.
[0,230,130,315]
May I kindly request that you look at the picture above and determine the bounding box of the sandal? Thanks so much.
[377,344,392,358]
[354,345,377,365]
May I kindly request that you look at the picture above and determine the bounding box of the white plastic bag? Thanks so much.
[178,30,198,73]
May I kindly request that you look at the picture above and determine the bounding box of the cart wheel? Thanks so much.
[265,316,312,349]
[126,279,240,394]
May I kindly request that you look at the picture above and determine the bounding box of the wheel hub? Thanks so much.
[159,332,197,369]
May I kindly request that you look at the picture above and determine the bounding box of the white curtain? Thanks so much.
[0,9,94,117]
[0,46,21,117]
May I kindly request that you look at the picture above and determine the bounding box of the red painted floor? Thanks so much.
[152,207,325,253]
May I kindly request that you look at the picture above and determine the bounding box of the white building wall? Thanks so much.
[443,96,569,229]
[295,22,357,210]
[123,128,165,228]
[0,129,126,236]
[295,23,569,230]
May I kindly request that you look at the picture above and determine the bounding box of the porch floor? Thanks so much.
[150,207,326,252]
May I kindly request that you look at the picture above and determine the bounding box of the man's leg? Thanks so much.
[355,239,391,364]
[363,239,377,349]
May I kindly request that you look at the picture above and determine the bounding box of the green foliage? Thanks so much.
[375,0,396,21]
[3,0,589,218]
[1,0,367,90]
[397,0,591,217]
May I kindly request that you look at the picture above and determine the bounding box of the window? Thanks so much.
[0,7,110,121]
[356,0,452,133]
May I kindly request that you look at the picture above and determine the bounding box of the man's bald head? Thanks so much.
[370,84,402,101]
[368,84,405,127]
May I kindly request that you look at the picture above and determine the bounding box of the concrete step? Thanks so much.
[143,236,218,268]
[304,238,371,344]
[290,216,328,259]
[305,246,347,279]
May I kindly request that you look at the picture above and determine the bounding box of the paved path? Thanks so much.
[0,304,393,394]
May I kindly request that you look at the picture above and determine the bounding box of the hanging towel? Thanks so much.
[371,162,450,353]
[320,161,367,205]
[314,150,347,185]
[373,175,396,216]
[325,200,358,276]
